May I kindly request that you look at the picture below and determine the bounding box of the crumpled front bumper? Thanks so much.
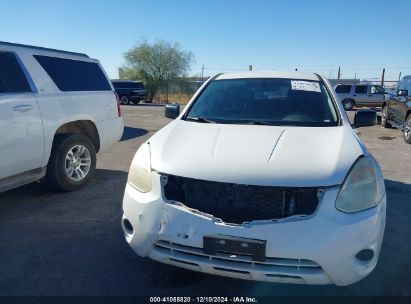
[122,172,386,286]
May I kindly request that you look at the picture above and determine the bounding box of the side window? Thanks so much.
[0,52,32,93]
[355,85,368,94]
[405,79,411,95]
[397,79,404,91]
[34,55,111,92]
[335,85,351,93]
[370,85,384,94]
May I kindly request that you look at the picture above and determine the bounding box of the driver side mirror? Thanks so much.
[165,103,180,119]
[354,109,377,128]
[397,90,408,97]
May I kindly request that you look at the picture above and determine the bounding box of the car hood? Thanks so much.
[149,120,365,187]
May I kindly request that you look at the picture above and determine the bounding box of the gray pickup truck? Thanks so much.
[335,84,385,110]
[381,75,411,144]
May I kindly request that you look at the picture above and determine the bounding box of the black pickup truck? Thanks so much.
[381,75,411,143]
[112,80,147,104]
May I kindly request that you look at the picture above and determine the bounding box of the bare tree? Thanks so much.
[123,39,194,102]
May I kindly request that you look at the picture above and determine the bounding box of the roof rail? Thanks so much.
[0,41,89,58]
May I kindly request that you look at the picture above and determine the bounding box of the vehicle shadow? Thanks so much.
[0,168,128,204]
[0,169,130,296]
[122,103,166,107]
[120,126,148,142]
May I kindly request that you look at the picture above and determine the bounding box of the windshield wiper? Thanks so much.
[186,116,216,123]
[247,120,272,125]
[245,120,283,126]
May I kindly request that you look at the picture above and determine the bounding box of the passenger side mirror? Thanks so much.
[354,110,377,128]
[397,90,408,97]
[165,103,180,119]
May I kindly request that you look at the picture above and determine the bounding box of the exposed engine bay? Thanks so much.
[163,174,321,224]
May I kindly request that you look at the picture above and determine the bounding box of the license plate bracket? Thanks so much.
[203,234,266,262]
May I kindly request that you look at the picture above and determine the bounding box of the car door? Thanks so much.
[0,51,44,180]
[390,78,409,124]
[353,85,369,106]
[369,85,385,107]
[396,78,411,123]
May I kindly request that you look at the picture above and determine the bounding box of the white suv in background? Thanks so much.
[0,42,124,192]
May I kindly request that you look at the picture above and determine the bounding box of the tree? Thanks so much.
[123,39,195,102]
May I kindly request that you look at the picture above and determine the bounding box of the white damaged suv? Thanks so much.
[122,71,386,286]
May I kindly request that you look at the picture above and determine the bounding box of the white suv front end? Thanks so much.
[122,71,386,286]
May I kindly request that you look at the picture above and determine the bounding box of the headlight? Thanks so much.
[128,142,152,193]
[335,156,385,213]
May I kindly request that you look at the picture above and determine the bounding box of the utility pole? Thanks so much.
[337,67,341,80]
[249,65,253,71]
[381,68,385,87]
[201,64,205,84]
[399,72,402,82]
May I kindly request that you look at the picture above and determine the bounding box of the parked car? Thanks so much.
[0,41,124,192]
[335,83,385,110]
[112,80,147,104]
[381,75,411,143]
[122,71,386,286]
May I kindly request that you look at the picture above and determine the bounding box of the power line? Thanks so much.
[196,64,410,81]
[196,65,411,72]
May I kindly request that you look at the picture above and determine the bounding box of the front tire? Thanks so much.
[404,116,411,144]
[46,134,96,191]
[120,95,130,105]
[381,106,392,128]
[342,99,354,111]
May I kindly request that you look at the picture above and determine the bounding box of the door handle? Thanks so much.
[13,105,34,112]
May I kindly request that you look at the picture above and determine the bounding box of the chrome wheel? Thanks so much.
[405,121,411,139]
[343,100,353,110]
[65,145,91,182]
[120,96,129,105]
[381,107,387,124]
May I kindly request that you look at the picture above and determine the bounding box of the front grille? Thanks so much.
[163,175,320,224]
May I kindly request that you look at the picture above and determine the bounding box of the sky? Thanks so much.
[1,0,410,81]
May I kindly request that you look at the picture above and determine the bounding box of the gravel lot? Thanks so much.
[0,104,410,296]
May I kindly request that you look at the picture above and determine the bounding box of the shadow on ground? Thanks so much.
[0,169,128,203]
[120,126,148,142]
[122,103,165,107]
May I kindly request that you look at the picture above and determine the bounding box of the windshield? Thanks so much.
[184,78,339,127]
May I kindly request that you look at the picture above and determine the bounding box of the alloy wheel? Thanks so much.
[120,96,129,105]
[65,145,91,182]
[343,101,352,110]
[382,108,387,124]
[405,120,411,140]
